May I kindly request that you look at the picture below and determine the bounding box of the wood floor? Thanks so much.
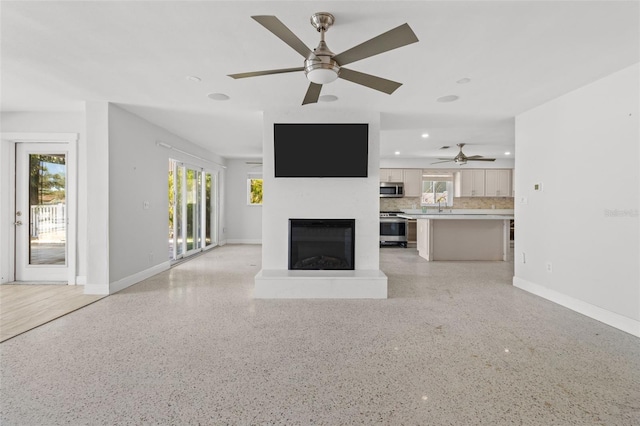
[0,285,105,342]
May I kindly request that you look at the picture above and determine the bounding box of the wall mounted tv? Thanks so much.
[274,123,369,178]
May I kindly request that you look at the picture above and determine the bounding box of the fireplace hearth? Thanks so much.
[289,219,355,270]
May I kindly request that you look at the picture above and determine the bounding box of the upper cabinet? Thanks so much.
[459,169,486,197]
[485,169,512,197]
[380,168,404,182]
[403,169,422,197]
[380,168,514,198]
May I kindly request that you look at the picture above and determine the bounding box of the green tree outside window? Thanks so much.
[249,178,263,205]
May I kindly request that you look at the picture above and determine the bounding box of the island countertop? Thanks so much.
[398,209,514,220]
[399,213,514,220]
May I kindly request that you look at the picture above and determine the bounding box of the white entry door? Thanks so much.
[15,143,70,282]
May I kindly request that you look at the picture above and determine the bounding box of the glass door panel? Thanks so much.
[176,165,184,257]
[205,172,213,247]
[196,171,202,249]
[186,168,195,252]
[28,154,67,265]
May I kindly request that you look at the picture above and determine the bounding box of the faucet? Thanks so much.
[438,200,443,213]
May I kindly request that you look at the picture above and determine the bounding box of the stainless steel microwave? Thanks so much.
[380,182,404,198]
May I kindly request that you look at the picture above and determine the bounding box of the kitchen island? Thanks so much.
[399,210,514,261]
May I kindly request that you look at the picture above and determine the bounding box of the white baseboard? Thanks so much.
[76,275,87,285]
[226,239,262,244]
[83,284,110,295]
[513,276,640,338]
[110,262,170,294]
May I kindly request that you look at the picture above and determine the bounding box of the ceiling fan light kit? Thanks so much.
[304,13,340,84]
[228,12,419,105]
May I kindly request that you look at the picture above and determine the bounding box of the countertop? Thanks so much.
[398,209,514,220]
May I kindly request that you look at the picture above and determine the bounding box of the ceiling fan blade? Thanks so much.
[228,67,304,79]
[339,68,402,94]
[302,83,322,105]
[431,160,454,165]
[333,23,418,66]
[252,16,313,58]
[467,158,496,162]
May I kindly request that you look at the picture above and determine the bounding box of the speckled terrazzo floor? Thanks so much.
[1,244,639,425]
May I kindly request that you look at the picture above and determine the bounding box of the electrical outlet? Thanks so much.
[546,262,552,273]
[520,196,528,204]
[143,201,150,210]
[534,183,543,191]
[149,252,154,263]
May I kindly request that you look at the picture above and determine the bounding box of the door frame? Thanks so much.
[1,133,78,284]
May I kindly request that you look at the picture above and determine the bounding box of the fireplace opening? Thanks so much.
[289,219,355,270]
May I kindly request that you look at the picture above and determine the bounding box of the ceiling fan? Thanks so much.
[431,144,496,165]
[228,12,419,105]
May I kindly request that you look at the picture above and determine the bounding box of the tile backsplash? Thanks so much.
[452,197,514,209]
[381,196,514,211]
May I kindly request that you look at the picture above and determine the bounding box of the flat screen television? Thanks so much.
[274,123,369,178]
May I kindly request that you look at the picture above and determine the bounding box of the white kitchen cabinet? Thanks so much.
[403,169,422,197]
[485,169,511,197]
[380,168,404,182]
[459,169,485,197]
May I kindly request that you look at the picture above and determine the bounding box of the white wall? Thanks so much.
[106,104,226,290]
[224,159,262,244]
[261,109,381,271]
[514,63,639,336]
[86,103,110,292]
[0,111,87,283]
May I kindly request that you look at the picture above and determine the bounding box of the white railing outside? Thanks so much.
[30,204,66,240]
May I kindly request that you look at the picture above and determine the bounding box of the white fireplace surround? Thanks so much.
[254,109,387,299]
[255,269,387,299]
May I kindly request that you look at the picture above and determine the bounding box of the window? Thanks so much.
[422,172,454,207]
[247,176,263,205]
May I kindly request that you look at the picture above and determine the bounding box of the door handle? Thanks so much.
[14,221,22,226]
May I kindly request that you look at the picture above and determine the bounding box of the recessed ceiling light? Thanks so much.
[456,78,471,84]
[394,151,400,155]
[505,151,511,155]
[319,94,338,102]
[186,75,201,83]
[207,93,230,101]
[437,95,459,103]
[421,133,429,138]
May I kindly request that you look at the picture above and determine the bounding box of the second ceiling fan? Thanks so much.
[432,144,497,165]
[228,12,419,105]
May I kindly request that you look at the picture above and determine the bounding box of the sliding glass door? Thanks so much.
[169,160,218,261]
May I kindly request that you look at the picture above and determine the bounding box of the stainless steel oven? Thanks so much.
[380,182,404,198]
[380,211,408,247]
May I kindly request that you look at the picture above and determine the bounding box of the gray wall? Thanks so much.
[514,63,639,336]
[106,104,227,289]
[224,158,263,244]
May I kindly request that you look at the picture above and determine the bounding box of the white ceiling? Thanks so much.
[2,1,638,161]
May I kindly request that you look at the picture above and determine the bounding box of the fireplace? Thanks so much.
[289,219,355,270]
